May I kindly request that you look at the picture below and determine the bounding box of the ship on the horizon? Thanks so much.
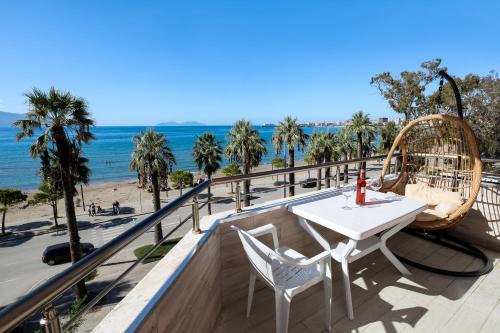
[261,122,276,127]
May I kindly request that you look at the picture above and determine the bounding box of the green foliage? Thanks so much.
[1,188,28,234]
[271,116,308,156]
[192,132,223,178]
[370,59,444,121]
[346,111,376,157]
[15,87,94,192]
[337,128,356,159]
[427,71,500,157]
[14,86,95,299]
[85,269,98,282]
[225,119,267,174]
[33,180,63,204]
[305,132,339,164]
[222,163,242,177]
[379,121,400,153]
[271,157,287,169]
[0,189,27,207]
[129,128,176,178]
[371,59,499,157]
[170,170,194,188]
[68,295,88,332]
[133,239,181,264]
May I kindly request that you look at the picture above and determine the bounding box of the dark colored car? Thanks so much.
[300,178,318,188]
[42,242,95,265]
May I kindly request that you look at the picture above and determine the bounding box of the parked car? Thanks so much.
[300,178,317,188]
[42,242,95,265]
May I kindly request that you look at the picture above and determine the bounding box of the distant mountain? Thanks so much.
[156,121,206,126]
[0,111,24,127]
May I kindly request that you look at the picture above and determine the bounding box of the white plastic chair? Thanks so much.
[231,224,332,333]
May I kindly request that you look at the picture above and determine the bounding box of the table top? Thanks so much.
[287,189,427,240]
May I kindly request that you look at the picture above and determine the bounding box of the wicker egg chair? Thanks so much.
[380,114,483,230]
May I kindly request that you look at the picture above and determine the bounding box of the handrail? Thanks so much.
[0,153,397,332]
[211,154,396,185]
[0,181,209,333]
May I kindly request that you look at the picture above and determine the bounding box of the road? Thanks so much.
[0,205,196,308]
[0,164,383,312]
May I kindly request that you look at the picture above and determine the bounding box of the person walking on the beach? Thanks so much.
[88,205,92,216]
[91,203,96,216]
[113,201,120,214]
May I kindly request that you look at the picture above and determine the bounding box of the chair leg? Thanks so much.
[275,290,291,333]
[341,259,354,320]
[323,260,332,332]
[246,272,256,318]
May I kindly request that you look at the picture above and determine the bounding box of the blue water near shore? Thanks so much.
[0,125,348,190]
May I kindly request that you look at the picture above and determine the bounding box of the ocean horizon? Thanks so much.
[0,125,371,191]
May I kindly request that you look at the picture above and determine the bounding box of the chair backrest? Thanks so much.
[232,226,277,286]
[382,114,482,199]
[381,114,482,227]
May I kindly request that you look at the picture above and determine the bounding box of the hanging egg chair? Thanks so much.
[379,70,492,277]
[380,114,483,230]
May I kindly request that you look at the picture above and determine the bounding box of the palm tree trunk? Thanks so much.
[55,132,87,300]
[52,201,59,227]
[325,167,331,188]
[1,206,6,235]
[343,152,349,184]
[230,182,234,194]
[244,164,250,207]
[207,175,212,215]
[288,148,295,196]
[357,132,363,178]
[151,170,163,243]
[316,168,322,190]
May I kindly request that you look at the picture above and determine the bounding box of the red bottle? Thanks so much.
[356,169,366,205]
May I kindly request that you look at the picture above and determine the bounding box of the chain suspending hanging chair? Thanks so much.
[379,70,493,277]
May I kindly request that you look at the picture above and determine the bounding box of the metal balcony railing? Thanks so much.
[0,154,396,333]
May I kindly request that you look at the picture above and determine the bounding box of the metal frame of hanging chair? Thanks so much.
[379,70,493,277]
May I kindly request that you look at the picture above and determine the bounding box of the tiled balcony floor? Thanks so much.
[213,232,500,333]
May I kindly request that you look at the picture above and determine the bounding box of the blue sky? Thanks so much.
[0,1,498,125]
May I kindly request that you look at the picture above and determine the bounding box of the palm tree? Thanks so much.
[130,129,176,243]
[346,111,375,176]
[337,128,355,184]
[306,132,326,190]
[0,189,27,235]
[271,157,287,197]
[34,179,63,227]
[379,121,399,153]
[225,120,267,207]
[193,132,223,214]
[321,132,340,188]
[14,87,94,300]
[131,134,148,188]
[221,163,241,194]
[304,155,313,178]
[272,117,308,196]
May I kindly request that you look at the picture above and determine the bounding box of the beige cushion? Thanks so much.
[435,202,461,216]
[416,208,449,222]
[405,183,463,207]
[432,189,462,205]
[404,183,429,204]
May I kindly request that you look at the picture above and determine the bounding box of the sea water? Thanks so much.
[0,125,353,190]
